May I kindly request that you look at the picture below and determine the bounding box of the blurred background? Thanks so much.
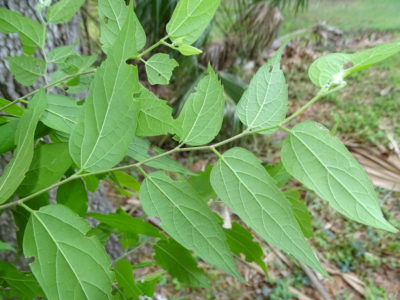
[1,0,399,299]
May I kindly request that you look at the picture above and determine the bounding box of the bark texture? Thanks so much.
[0,0,122,264]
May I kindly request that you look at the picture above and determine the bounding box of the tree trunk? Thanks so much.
[0,0,122,264]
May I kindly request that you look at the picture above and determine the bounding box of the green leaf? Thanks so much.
[176,44,203,56]
[0,8,44,51]
[140,172,242,279]
[98,0,146,54]
[236,45,288,133]
[154,238,210,288]
[145,53,178,85]
[13,194,50,250]
[56,179,88,216]
[112,171,141,192]
[89,209,163,238]
[114,259,142,300]
[0,98,24,116]
[210,147,325,275]
[187,166,216,201]
[0,90,47,204]
[47,0,85,24]
[127,137,193,175]
[265,162,291,188]
[309,42,400,88]
[224,222,267,274]
[136,87,177,137]
[58,54,97,75]
[166,0,220,45]
[0,120,19,154]
[69,7,140,172]
[176,67,225,146]
[17,143,72,196]
[283,189,314,238]
[47,45,76,63]
[40,94,81,134]
[0,261,44,300]
[0,241,15,253]
[6,56,46,86]
[281,121,397,232]
[23,204,114,300]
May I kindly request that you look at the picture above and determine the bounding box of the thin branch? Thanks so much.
[0,85,343,211]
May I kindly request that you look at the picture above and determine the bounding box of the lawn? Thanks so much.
[282,0,400,34]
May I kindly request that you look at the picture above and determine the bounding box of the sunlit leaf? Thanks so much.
[98,0,146,53]
[167,0,221,45]
[145,53,178,85]
[47,0,85,24]
[23,205,114,300]
[176,67,225,146]
[69,6,140,172]
[281,121,397,232]
[40,94,81,134]
[236,45,288,133]
[114,259,142,300]
[140,172,242,279]
[6,56,46,86]
[211,147,326,274]
[0,8,44,52]
[309,41,400,88]
[136,86,177,137]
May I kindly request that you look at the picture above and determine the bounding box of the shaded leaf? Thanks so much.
[0,97,24,116]
[23,204,114,300]
[236,45,288,133]
[112,171,140,192]
[166,0,220,45]
[17,143,72,196]
[127,137,193,175]
[224,222,267,274]
[211,147,326,274]
[176,67,225,146]
[281,121,397,232]
[140,172,242,279]
[0,241,15,253]
[114,259,142,300]
[0,120,19,154]
[187,166,216,201]
[283,189,314,238]
[6,56,46,86]
[69,7,140,172]
[154,238,210,288]
[265,162,291,188]
[89,209,163,238]
[0,261,44,300]
[145,53,178,85]
[0,90,47,204]
[56,178,88,216]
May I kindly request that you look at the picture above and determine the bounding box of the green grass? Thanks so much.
[282,0,400,34]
